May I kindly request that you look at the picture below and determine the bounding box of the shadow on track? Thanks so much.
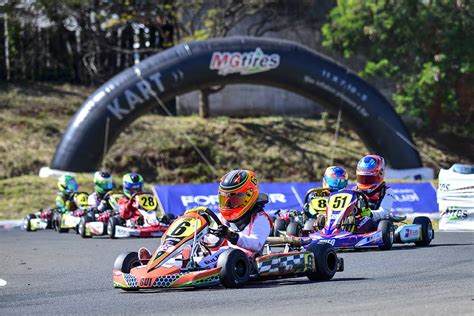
[118,277,368,294]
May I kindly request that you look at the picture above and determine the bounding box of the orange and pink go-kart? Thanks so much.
[106,193,172,239]
[113,205,344,290]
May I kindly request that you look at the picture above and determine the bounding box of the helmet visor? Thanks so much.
[356,174,381,185]
[325,177,348,190]
[218,192,249,210]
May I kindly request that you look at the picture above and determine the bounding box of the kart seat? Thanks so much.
[257,193,269,204]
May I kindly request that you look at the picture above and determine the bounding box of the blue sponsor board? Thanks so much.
[153,182,438,217]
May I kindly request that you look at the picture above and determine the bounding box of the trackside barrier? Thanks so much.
[153,182,438,218]
[437,164,474,231]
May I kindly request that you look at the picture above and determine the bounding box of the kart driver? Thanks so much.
[118,172,145,225]
[213,169,272,254]
[304,166,349,217]
[88,171,115,212]
[354,154,395,232]
[55,175,79,213]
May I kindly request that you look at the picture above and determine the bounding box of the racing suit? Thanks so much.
[118,196,142,222]
[355,183,395,232]
[55,192,77,213]
[220,211,272,254]
[88,191,114,222]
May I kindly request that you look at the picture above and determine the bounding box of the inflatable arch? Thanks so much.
[51,36,422,171]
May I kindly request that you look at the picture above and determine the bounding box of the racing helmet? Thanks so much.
[356,155,385,194]
[57,175,78,194]
[123,173,144,198]
[94,171,114,195]
[322,166,349,192]
[218,169,259,223]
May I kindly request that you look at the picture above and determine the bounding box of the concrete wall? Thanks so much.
[176,84,323,117]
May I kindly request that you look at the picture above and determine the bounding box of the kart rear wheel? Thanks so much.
[23,214,36,232]
[316,215,326,230]
[114,252,141,273]
[108,217,120,239]
[378,220,394,250]
[273,218,287,237]
[217,249,250,288]
[286,222,302,237]
[306,242,338,281]
[413,216,434,247]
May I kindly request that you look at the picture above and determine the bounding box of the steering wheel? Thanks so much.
[354,190,369,210]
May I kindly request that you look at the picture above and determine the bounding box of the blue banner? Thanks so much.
[153,182,438,217]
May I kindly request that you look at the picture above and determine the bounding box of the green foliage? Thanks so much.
[322,0,474,128]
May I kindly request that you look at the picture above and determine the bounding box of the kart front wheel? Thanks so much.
[306,242,338,281]
[79,216,92,238]
[413,216,434,247]
[273,218,287,237]
[217,249,250,288]
[378,220,394,250]
[56,214,69,233]
[114,252,141,273]
[108,217,120,239]
[23,214,36,232]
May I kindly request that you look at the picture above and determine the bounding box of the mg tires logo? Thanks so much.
[210,47,280,76]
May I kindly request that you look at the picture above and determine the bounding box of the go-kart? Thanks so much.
[23,208,56,232]
[107,193,171,239]
[273,189,328,237]
[78,193,123,238]
[307,189,434,250]
[54,192,89,233]
[113,206,344,291]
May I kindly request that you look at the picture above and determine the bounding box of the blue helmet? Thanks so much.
[122,173,144,198]
[323,166,349,192]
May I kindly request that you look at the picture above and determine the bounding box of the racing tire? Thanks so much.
[286,222,303,237]
[23,214,36,232]
[79,216,93,238]
[413,216,434,247]
[378,220,394,250]
[273,218,287,237]
[56,214,69,233]
[217,249,250,288]
[306,242,338,281]
[114,251,141,273]
[108,217,121,239]
[316,215,326,230]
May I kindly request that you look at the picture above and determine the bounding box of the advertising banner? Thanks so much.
[437,165,474,231]
[154,182,438,218]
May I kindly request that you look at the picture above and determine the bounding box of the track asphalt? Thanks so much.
[0,229,473,315]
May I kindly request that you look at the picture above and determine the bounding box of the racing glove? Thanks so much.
[97,200,108,212]
[216,225,239,245]
[361,207,373,218]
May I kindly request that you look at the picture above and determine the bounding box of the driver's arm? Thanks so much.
[371,188,395,221]
[235,214,271,252]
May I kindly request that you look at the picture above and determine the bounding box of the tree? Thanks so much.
[322,0,473,133]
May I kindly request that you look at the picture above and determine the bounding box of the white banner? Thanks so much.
[437,164,474,231]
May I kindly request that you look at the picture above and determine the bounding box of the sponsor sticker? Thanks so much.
[210,48,280,76]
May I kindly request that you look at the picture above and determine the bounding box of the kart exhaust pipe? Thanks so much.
[266,236,310,247]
